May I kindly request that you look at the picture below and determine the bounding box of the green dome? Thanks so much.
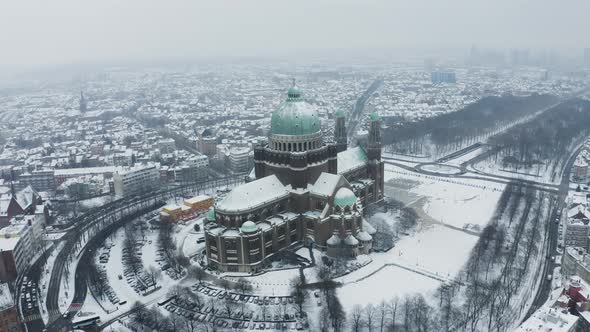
[335,109,345,118]
[206,207,215,222]
[370,112,379,121]
[240,221,258,233]
[334,187,356,207]
[271,87,321,136]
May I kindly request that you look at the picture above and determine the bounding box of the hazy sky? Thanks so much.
[0,0,588,67]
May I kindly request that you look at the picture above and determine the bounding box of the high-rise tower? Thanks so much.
[334,110,347,153]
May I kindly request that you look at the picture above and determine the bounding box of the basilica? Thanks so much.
[204,85,384,273]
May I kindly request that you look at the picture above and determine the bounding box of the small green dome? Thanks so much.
[270,86,321,136]
[334,187,356,207]
[240,221,258,233]
[370,112,379,121]
[335,109,345,118]
[206,207,215,222]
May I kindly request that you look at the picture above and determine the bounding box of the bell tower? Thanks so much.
[366,112,384,200]
[334,110,347,153]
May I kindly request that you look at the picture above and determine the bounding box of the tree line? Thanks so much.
[383,94,558,158]
[346,182,552,332]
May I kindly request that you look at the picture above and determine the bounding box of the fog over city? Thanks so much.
[1,1,590,332]
[0,0,589,68]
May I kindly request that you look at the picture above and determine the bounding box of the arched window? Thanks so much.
[288,143,291,151]
[304,142,307,150]
[298,143,302,151]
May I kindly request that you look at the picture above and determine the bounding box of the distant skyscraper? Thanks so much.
[431,71,456,84]
[79,91,87,113]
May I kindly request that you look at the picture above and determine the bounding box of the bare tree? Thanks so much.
[365,303,376,332]
[378,300,388,332]
[188,265,206,284]
[146,265,161,288]
[351,304,364,332]
[290,276,307,314]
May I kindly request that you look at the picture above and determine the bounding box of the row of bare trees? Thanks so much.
[348,182,551,332]
[486,99,590,178]
[158,221,190,278]
[383,93,558,158]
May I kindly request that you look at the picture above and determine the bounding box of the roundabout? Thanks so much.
[415,163,464,175]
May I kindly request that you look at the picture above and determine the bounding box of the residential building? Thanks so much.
[565,206,590,248]
[113,164,159,197]
[229,147,251,174]
[16,170,55,192]
[563,247,590,284]
[157,138,176,154]
[0,224,33,282]
[517,305,578,332]
[0,283,23,332]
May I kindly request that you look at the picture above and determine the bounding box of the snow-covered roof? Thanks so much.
[516,306,578,332]
[0,237,20,251]
[344,234,359,246]
[356,231,372,242]
[54,166,118,176]
[363,219,377,235]
[0,283,14,311]
[337,146,368,174]
[309,173,344,197]
[574,157,588,168]
[184,195,211,204]
[216,175,290,213]
[327,234,341,246]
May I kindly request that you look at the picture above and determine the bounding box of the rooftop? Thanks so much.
[216,175,290,213]
[337,146,368,175]
[517,306,578,332]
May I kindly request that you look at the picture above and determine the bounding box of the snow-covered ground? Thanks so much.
[385,163,504,230]
[337,224,478,311]
[175,217,206,259]
[334,163,499,313]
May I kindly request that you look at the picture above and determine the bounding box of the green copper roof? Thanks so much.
[240,221,258,233]
[370,112,379,121]
[334,187,356,207]
[335,109,345,117]
[206,207,215,221]
[270,87,321,136]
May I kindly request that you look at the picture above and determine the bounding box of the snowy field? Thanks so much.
[337,224,478,311]
[385,163,504,230]
[335,163,502,313]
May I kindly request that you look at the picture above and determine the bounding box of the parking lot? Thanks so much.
[20,277,40,315]
[159,283,308,330]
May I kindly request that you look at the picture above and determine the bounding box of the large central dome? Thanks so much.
[270,86,321,136]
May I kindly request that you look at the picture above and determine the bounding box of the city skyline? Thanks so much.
[0,0,589,68]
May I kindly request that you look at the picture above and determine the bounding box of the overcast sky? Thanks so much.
[0,0,588,68]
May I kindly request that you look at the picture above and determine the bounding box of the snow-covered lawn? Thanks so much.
[385,163,504,230]
[338,265,439,312]
[337,224,478,311]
